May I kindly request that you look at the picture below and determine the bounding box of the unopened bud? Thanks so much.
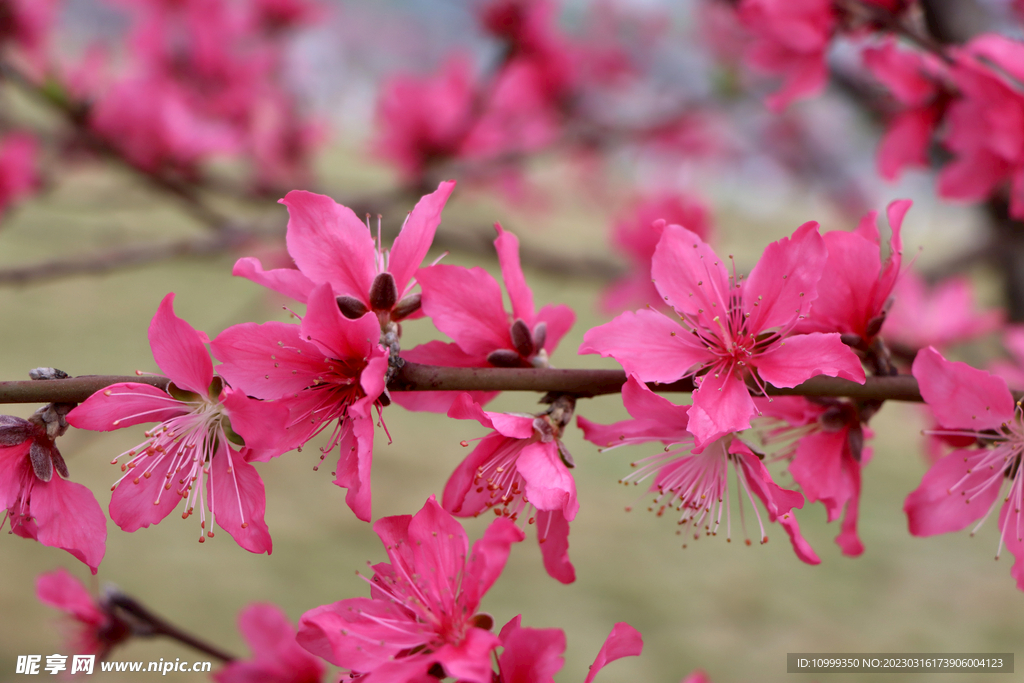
[509,319,534,358]
[487,349,523,367]
[848,425,865,463]
[469,613,494,630]
[337,295,369,319]
[864,312,886,340]
[532,322,547,352]
[392,293,422,321]
[369,272,398,312]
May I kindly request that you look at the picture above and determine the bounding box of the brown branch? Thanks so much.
[107,593,236,663]
[0,364,934,404]
[0,229,259,286]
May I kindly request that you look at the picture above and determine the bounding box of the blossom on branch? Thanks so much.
[212,284,389,522]
[443,393,578,583]
[297,496,524,683]
[68,293,290,553]
[578,376,819,564]
[0,413,107,573]
[581,218,864,448]
[906,347,1024,590]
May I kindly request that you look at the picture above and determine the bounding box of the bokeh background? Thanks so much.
[1,1,1023,682]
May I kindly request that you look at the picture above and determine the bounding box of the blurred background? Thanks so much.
[1,0,1023,681]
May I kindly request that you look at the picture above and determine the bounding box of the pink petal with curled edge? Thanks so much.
[535,303,575,355]
[418,264,512,356]
[447,393,535,439]
[212,321,326,400]
[904,448,1000,536]
[755,333,865,387]
[622,375,690,431]
[579,309,710,384]
[497,617,566,683]
[536,509,575,585]
[209,447,272,554]
[148,293,213,395]
[650,224,729,322]
[577,414,682,449]
[388,180,456,296]
[232,256,314,304]
[494,224,535,324]
[518,442,577,518]
[109,453,182,532]
[392,341,496,413]
[433,627,502,683]
[997,502,1024,591]
[332,413,375,522]
[800,230,881,335]
[583,622,643,683]
[743,221,825,332]
[282,190,376,304]
[877,199,911,299]
[687,370,755,449]
[301,284,381,365]
[37,569,103,624]
[31,476,107,573]
[912,346,1014,431]
[220,387,292,461]
[67,382,185,432]
[463,516,525,609]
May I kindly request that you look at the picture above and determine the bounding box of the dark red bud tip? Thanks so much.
[469,612,494,631]
[392,293,422,321]
[487,349,523,367]
[337,295,369,319]
[510,318,534,358]
[0,415,36,446]
[865,312,887,340]
[369,272,398,312]
[532,321,547,352]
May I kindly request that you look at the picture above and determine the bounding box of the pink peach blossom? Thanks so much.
[68,293,289,553]
[36,569,131,658]
[214,603,325,683]
[581,220,864,448]
[443,393,578,583]
[297,496,524,682]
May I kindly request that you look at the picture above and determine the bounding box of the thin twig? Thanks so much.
[107,594,236,663]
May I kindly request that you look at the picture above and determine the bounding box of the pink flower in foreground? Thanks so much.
[212,284,389,522]
[884,270,1002,353]
[601,193,714,314]
[214,603,325,683]
[0,132,38,218]
[906,347,1024,590]
[400,224,575,413]
[938,35,1024,219]
[443,393,578,584]
[0,415,107,573]
[297,496,524,683]
[581,220,864,449]
[757,396,871,556]
[233,180,455,325]
[862,40,949,182]
[496,616,642,683]
[36,569,131,658]
[798,200,910,351]
[68,293,290,553]
[578,376,819,563]
[738,0,834,112]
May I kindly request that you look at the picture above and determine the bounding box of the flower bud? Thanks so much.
[487,349,523,367]
[30,440,54,482]
[0,414,36,446]
[392,293,422,321]
[532,321,547,352]
[369,272,398,312]
[337,295,369,319]
[509,318,534,358]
